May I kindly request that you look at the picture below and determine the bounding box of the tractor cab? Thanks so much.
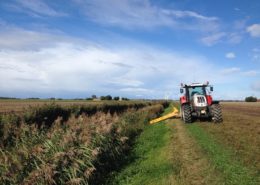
[180,82,213,106]
[179,82,222,123]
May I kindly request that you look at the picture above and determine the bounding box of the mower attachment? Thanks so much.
[149,107,180,124]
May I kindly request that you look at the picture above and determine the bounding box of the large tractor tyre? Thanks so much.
[211,104,223,123]
[181,104,192,123]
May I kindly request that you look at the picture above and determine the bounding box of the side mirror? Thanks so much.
[180,88,184,93]
[210,86,213,91]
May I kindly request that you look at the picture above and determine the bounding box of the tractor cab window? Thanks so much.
[188,86,206,97]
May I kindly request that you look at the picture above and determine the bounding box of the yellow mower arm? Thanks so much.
[149,107,180,124]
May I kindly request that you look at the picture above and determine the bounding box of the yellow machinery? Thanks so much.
[149,107,180,124]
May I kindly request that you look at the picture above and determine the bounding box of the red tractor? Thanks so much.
[180,82,222,123]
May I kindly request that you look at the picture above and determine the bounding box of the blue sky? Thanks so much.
[0,0,259,100]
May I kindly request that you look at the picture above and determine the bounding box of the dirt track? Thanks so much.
[168,120,222,185]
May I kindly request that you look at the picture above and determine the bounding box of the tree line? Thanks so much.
[245,96,258,102]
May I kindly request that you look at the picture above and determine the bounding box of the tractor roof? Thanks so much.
[181,82,209,87]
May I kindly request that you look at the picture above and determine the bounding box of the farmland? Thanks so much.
[198,102,260,179]
[107,102,260,185]
[0,99,145,113]
[0,101,259,184]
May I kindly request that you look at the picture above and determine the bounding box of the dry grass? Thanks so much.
[0,99,98,113]
[198,102,260,175]
[0,99,161,113]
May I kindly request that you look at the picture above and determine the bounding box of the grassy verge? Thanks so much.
[107,106,175,185]
[186,124,259,185]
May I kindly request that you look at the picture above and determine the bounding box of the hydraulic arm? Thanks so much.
[149,107,180,124]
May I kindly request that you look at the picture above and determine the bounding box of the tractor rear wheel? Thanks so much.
[211,104,223,123]
[182,104,192,123]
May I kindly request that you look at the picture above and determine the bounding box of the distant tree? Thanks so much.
[92,95,97,99]
[100,95,112,100]
[105,95,112,100]
[86,97,93,100]
[49,97,56,100]
[74,98,84,100]
[122,97,129,101]
[27,97,40,100]
[245,96,257,102]
[0,97,18,99]
[114,96,120,100]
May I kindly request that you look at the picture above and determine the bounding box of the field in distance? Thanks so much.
[0,99,147,113]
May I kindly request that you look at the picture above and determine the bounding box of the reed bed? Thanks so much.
[0,101,168,184]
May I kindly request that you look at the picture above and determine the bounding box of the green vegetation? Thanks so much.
[108,105,174,185]
[100,95,113,100]
[245,96,258,102]
[186,124,258,185]
[114,96,120,100]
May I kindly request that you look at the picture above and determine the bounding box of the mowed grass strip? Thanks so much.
[199,103,260,173]
[186,124,259,185]
[108,106,175,185]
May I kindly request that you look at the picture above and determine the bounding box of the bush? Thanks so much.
[100,95,112,100]
[114,96,120,101]
[245,96,257,102]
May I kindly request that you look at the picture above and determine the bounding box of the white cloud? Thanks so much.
[108,78,143,87]
[247,24,260,37]
[163,10,217,21]
[0,24,254,99]
[200,19,247,46]
[251,48,260,62]
[242,70,259,76]
[0,27,223,98]
[120,87,153,93]
[0,26,63,50]
[200,32,226,46]
[220,67,240,75]
[225,52,236,59]
[6,0,66,17]
[72,0,219,32]
[228,32,242,44]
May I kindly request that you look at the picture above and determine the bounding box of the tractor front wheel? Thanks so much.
[211,104,223,123]
[182,104,192,123]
